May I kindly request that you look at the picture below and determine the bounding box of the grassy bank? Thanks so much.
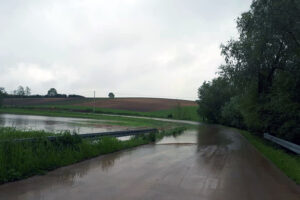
[0,108,195,129]
[13,105,200,121]
[148,106,200,121]
[0,127,186,184]
[239,130,300,184]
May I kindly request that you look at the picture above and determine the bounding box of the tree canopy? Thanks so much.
[47,88,58,97]
[0,87,7,107]
[108,92,115,99]
[197,0,300,144]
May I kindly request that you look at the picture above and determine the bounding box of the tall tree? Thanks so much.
[108,92,115,99]
[15,86,25,96]
[198,0,300,143]
[47,88,58,97]
[25,87,31,96]
[0,87,7,107]
[197,77,233,123]
[220,0,300,95]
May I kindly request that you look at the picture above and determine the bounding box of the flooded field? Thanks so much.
[0,114,126,134]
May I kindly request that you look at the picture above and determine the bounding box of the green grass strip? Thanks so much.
[12,105,201,122]
[239,130,300,184]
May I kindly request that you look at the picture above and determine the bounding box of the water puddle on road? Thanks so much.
[156,126,234,148]
[156,129,198,145]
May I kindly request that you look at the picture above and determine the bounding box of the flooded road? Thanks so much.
[0,125,299,200]
[102,113,201,125]
[0,114,126,134]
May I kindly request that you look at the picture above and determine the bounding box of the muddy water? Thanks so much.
[0,125,299,200]
[0,114,126,134]
[156,129,198,144]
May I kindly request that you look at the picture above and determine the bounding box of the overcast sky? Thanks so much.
[0,0,252,100]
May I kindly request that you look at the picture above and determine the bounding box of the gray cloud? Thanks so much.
[0,0,252,99]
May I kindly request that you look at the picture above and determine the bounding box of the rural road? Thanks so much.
[101,113,201,125]
[0,124,299,199]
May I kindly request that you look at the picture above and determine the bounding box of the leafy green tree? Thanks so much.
[197,77,233,123]
[0,87,7,107]
[25,86,31,96]
[198,0,300,143]
[0,88,6,95]
[221,96,244,128]
[108,92,115,99]
[220,0,300,139]
[47,88,58,97]
[14,86,25,96]
[220,0,300,95]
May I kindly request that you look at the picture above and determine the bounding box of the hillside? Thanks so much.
[3,97,197,112]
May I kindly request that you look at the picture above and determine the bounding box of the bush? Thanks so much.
[221,96,244,128]
[278,121,300,145]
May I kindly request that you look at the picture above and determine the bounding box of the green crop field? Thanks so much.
[7,105,200,122]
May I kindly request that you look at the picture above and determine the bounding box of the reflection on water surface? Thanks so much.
[0,114,126,134]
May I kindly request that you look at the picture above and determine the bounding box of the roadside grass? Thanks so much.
[11,105,200,122]
[0,127,55,140]
[0,108,195,129]
[239,130,300,184]
[0,127,186,184]
[148,106,200,121]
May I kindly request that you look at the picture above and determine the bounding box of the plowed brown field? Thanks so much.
[3,98,88,106]
[3,97,197,112]
[75,98,197,112]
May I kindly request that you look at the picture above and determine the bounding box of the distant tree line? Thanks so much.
[0,86,84,99]
[197,0,300,144]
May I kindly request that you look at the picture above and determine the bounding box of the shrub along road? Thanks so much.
[0,123,299,200]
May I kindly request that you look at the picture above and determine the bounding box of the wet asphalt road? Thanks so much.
[0,125,299,200]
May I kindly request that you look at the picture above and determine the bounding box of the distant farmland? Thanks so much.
[3,97,89,107]
[3,97,197,112]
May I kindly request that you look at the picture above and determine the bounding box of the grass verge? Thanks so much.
[11,105,201,121]
[0,127,186,184]
[239,130,300,184]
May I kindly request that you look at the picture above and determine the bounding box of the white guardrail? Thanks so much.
[264,133,300,154]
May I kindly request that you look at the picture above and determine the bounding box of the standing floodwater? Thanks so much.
[0,114,126,134]
[0,126,299,200]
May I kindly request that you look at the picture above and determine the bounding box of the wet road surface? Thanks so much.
[102,113,201,125]
[0,126,299,200]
